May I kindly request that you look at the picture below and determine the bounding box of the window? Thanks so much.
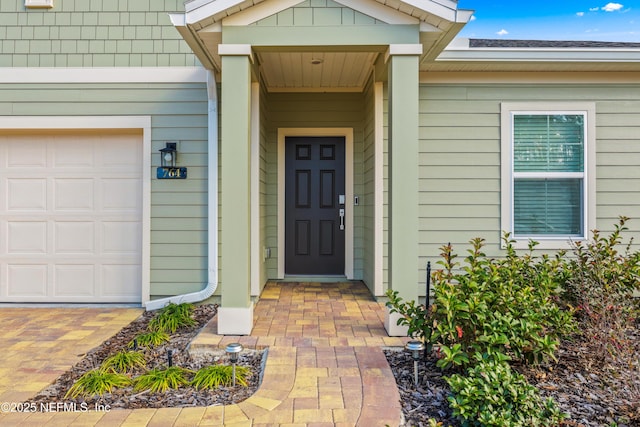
[501,103,596,248]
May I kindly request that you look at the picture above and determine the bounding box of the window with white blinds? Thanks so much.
[513,114,585,237]
[501,103,595,248]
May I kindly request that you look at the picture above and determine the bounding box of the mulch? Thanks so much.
[25,305,264,409]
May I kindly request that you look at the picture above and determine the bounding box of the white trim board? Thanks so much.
[250,82,261,296]
[373,82,384,296]
[0,115,152,304]
[420,71,640,84]
[277,128,354,280]
[0,67,208,84]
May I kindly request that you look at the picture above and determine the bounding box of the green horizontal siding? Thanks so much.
[418,84,640,279]
[0,81,210,299]
[152,244,206,257]
[0,0,197,67]
[151,280,209,297]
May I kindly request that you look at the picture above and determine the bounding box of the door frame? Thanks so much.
[277,128,354,279]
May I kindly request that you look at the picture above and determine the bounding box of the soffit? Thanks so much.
[256,51,381,91]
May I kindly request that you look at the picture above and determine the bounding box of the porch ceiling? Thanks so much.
[255,51,380,92]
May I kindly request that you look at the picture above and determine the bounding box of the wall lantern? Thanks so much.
[157,142,187,179]
[160,142,177,168]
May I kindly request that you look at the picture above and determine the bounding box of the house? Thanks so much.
[1,0,639,335]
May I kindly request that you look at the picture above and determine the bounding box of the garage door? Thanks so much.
[0,131,142,303]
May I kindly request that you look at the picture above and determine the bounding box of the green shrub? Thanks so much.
[446,355,565,427]
[64,368,131,399]
[386,235,575,425]
[133,366,193,393]
[101,350,146,374]
[191,364,250,389]
[563,216,640,360]
[386,289,434,347]
[387,236,575,369]
[562,216,640,413]
[148,302,196,334]
[128,329,170,348]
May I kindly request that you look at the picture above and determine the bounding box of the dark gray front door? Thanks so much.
[285,136,345,275]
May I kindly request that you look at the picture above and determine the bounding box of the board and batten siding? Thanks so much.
[417,83,640,296]
[0,0,197,67]
[0,81,210,299]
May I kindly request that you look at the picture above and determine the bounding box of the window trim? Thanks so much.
[500,102,596,249]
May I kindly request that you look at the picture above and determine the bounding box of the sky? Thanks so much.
[456,1,640,42]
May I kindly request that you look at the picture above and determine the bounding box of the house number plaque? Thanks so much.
[157,167,188,179]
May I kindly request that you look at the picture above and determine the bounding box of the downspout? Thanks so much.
[145,70,219,310]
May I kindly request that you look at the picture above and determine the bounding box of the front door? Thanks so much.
[285,136,345,275]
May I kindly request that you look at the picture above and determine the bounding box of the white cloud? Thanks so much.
[602,2,624,12]
[497,29,509,36]
[469,15,476,21]
[576,11,585,16]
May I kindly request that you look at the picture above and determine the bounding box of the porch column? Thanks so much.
[217,44,254,335]
[384,44,421,336]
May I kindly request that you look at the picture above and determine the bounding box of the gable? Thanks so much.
[174,0,472,72]
[185,0,444,28]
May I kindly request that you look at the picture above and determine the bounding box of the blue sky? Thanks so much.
[456,1,640,42]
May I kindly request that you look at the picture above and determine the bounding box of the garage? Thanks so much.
[0,131,143,303]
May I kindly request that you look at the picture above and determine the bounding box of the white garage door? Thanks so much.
[0,131,142,303]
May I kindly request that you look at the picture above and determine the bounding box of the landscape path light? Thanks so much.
[225,343,243,386]
[406,340,425,386]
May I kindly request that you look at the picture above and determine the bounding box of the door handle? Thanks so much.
[339,208,345,230]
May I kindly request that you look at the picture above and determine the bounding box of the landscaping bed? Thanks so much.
[25,304,264,409]
[386,218,640,427]
[386,326,640,427]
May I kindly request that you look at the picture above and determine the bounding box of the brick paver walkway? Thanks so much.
[0,282,409,426]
